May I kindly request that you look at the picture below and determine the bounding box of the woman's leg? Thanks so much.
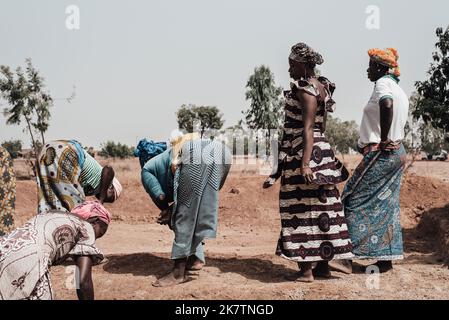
[187,242,205,271]
[328,259,353,274]
[313,261,331,278]
[153,258,188,287]
[287,262,314,282]
[372,260,393,273]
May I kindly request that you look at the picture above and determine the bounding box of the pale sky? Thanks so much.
[1,0,448,148]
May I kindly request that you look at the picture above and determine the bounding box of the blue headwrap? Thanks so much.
[134,139,167,168]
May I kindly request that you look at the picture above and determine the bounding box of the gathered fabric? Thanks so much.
[368,47,401,77]
[276,78,353,262]
[71,200,112,225]
[36,140,86,214]
[0,212,103,300]
[289,42,324,65]
[134,139,168,168]
[342,145,406,260]
[171,139,232,262]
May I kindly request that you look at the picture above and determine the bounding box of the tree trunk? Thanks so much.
[25,117,38,156]
[40,130,45,145]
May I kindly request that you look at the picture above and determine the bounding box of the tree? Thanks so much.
[243,65,284,156]
[98,141,133,159]
[414,26,449,136]
[325,115,359,154]
[406,92,449,155]
[0,58,53,155]
[1,140,22,159]
[176,104,224,138]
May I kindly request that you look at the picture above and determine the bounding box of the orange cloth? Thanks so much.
[368,48,401,77]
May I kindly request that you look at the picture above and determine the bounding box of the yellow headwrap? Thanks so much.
[170,132,200,173]
[368,48,401,77]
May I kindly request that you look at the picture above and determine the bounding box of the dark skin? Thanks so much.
[333,60,398,275]
[287,58,330,282]
[367,60,397,152]
[152,194,203,287]
[74,218,108,300]
[95,165,116,204]
[366,60,395,272]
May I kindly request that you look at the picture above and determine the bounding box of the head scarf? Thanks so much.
[112,177,122,201]
[134,139,167,168]
[71,200,112,225]
[368,48,401,77]
[170,132,200,172]
[289,43,324,66]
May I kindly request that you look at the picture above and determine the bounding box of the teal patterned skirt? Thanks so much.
[342,144,406,260]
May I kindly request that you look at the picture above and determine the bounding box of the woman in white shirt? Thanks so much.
[341,48,409,273]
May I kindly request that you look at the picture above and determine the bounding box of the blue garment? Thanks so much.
[134,139,167,168]
[68,140,85,168]
[342,144,406,260]
[141,140,232,263]
[171,139,232,262]
[141,148,174,210]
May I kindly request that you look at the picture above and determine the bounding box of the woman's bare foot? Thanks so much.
[295,269,314,283]
[312,261,331,278]
[153,258,188,287]
[286,262,314,282]
[152,272,187,287]
[186,256,204,271]
[328,259,353,274]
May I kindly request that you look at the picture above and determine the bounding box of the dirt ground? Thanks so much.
[11,156,449,300]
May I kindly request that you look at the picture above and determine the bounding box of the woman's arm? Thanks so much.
[141,165,169,210]
[297,90,318,184]
[74,256,94,300]
[379,97,396,151]
[98,165,115,203]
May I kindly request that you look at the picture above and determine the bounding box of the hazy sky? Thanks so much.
[1,0,448,148]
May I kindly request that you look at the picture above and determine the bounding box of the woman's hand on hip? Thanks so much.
[300,166,314,184]
[380,139,399,152]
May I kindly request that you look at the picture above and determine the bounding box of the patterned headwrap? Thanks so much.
[289,43,324,66]
[134,139,167,168]
[71,200,112,225]
[368,48,401,77]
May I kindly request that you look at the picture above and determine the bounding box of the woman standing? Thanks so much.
[0,146,15,237]
[267,43,353,282]
[342,48,409,273]
[141,134,231,287]
[36,140,122,214]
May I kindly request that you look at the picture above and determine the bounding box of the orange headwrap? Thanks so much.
[368,48,401,77]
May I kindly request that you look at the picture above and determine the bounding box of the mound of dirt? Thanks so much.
[400,173,449,229]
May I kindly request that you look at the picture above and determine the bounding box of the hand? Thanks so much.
[379,139,398,152]
[263,177,276,189]
[157,208,171,225]
[300,165,314,184]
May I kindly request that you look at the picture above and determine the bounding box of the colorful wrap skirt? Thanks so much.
[342,144,406,260]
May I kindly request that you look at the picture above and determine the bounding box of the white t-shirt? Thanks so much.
[358,75,409,148]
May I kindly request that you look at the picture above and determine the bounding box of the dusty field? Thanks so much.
[11,156,449,300]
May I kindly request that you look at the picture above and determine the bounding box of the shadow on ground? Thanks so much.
[103,252,299,284]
